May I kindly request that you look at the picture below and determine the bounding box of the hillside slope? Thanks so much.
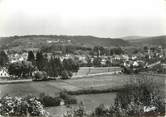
[128,35,166,47]
[0,35,130,50]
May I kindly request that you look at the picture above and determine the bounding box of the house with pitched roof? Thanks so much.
[0,67,10,78]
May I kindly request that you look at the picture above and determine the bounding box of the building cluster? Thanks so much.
[0,46,165,78]
[0,52,29,78]
[8,52,28,63]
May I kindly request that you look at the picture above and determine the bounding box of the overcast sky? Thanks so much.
[0,0,166,38]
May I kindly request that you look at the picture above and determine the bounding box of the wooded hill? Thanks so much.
[0,35,165,51]
[0,35,130,50]
[124,35,166,47]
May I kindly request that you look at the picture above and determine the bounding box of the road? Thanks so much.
[0,70,121,84]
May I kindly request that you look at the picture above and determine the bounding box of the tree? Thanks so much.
[8,61,34,78]
[0,51,9,67]
[27,51,35,65]
[21,61,35,77]
[36,51,48,71]
[106,59,111,67]
[59,59,79,79]
[32,71,48,81]
[46,57,62,77]
[93,46,101,56]
[112,47,124,55]
[62,59,79,73]
[93,57,101,67]
[86,57,92,67]
[8,62,22,78]
[144,46,148,52]
[59,70,72,80]
[46,57,79,79]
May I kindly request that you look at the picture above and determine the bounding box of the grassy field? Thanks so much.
[46,93,117,117]
[0,74,165,96]
[0,73,165,117]
[73,67,121,76]
[0,74,131,97]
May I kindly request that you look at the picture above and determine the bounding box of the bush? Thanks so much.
[39,93,61,107]
[0,95,49,117]
[60,70,73,80]
[32,71,48,81]
[59,91,77,105]
[148,64,166,73]
[113,75,165,116]
[64,103,86,117]
[93,104,109,117]
[66,88,120,95]
[38,92,77,107]
[63,75,165,117]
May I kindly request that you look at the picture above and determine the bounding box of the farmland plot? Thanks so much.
[73,67,121,76]
[0,74,164,96]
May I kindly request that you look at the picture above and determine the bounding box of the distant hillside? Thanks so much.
[121,36,145,40]
[127,35,166,47]
[0,35,130,50]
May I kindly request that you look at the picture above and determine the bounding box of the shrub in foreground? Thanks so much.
[60,91,77,105]
[0,95,49,117]
[39,93,61,107]
[38,92,77,107]
[63,75,165,117]
[112,75,165,117]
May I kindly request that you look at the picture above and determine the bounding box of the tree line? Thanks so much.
[0,50,79,79]
[41,45,125,56]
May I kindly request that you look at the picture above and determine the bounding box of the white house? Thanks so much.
[0,67,10,78]
[122,54,129,61]
[101,58,107,65]
[9,52,28,63]
[133,61,139,67]
[77,55,87,64]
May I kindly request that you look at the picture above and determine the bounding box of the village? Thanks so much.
[0,44,165,117]
[0,0,166,116]
[0,45,166,79]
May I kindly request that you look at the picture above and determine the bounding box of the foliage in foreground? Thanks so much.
[39,93,61,107]
[63,75,165,117]
[0,91,78,117]
[39,92,77,107]
[0,95,49,117]
[59,91,77,105]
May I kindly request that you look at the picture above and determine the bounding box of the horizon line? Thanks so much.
[0,34,166,39]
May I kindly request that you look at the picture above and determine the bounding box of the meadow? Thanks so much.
[72,67,121,76]
[0,73,164,96]
[46,93,117,117]
[0,73,165,117]
[0,74,132,97]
